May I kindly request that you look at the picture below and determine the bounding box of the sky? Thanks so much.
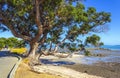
[0,0,120,45]
[83,0,120,45]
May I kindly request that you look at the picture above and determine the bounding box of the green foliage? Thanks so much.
[85,34,103,47]
[10,48,27,54]
[69,47,77,52]
[99,42,104,46]
[0,0,111,53]
[0,37,6,49]
[8,0,33,16]
[84,50,91,56]
[78,44,85,50]
[0,37,25,48]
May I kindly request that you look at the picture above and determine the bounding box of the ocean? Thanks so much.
[101,45,120,51]
[78,45,120,65]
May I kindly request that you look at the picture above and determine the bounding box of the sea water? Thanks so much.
[79,45,120,65]
[101,45,120,50]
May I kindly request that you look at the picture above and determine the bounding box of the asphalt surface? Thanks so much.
[0,51,18,78]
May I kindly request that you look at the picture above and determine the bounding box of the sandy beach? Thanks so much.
[39,50,120,78]
[14,49,120,78]
[63,62,120,78]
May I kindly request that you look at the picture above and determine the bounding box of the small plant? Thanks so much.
[84,50,91,56]
[10,48,27,54]
[23,58,30,64]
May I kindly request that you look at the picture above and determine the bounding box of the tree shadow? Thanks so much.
[0,51,18,58]
[40,59,75,66]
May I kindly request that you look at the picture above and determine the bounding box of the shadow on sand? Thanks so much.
[40,59,75,66]
[0,51,18,58]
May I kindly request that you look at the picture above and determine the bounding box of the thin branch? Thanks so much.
[0,14,31,41]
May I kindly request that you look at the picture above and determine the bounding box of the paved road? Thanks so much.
[0,51,18,78]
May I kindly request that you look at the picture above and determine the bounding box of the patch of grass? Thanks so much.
[23,58,30,64]
[10,48,27,54]
[15,60,62,78]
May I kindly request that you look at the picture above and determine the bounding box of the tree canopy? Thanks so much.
[0,0,111,60]
[0,37,25,49]
[85,34,104,47]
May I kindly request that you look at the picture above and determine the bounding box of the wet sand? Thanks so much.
[63,62,120,78]
[63,50,120,78]
[40,55,120,78]
[40,50,120,78]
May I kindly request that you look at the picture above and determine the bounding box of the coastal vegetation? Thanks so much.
[0,0,111,68]
[10,48,27,54]
[0,37,27,54]
[0,37,26,48]
[85,34,104,48]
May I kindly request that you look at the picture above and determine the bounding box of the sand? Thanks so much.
[15,50,120,78]
[39,53,120,78]
[63,62,120,78]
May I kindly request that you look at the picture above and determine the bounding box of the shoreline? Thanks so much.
[39,49,120,78]
[62,62,120,78]
[15,49,120,78]
[39,54,120,78]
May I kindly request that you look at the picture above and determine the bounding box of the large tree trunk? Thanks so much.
[29,42,39,59]
[28,42,41,66]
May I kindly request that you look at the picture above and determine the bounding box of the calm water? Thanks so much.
[79,45,120,65]
[101,45,120,50]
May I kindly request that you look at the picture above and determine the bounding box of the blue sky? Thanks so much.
[0,0,120,45]
[83,0,120,45]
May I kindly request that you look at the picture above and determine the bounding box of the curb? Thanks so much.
[8,55,22,78]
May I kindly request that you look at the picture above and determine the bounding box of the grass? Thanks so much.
[15,58,62,78]
[10,48,27,54]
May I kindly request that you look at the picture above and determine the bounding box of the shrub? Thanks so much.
[84,50,91,56]
[23,58,30,64]
[10,48,27,54]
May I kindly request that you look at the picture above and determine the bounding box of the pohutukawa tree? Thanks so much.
[85,34,104,48]
[0,0,111,65]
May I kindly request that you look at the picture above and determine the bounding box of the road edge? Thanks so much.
[8,55,22,78]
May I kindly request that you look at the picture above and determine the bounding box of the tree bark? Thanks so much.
[49,41,52,52]
[28,42,43,66]
[29,42,39,59]
[53,45,58,53]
